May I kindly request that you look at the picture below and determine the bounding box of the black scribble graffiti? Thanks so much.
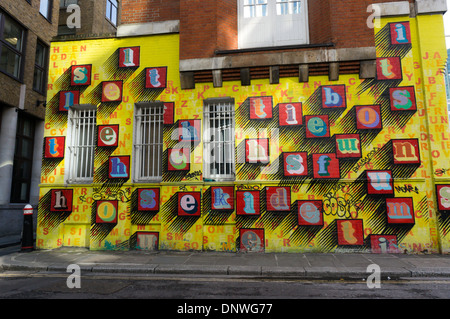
[395,184,419,194]
[184,170,202,181]
[352,147,381,173]
[79,187,132,203]
[322,183,363,219]
[435,168,450,176]
[236,185,261,191]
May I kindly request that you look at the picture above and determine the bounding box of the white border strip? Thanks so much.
[117,20,180,37]
[375,1,410,17]
[415,0,447,14]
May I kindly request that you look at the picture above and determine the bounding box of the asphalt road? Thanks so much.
[0,270,449,301]
[0,244,449,314]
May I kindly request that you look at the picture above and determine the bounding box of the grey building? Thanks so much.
[0,0,120,246]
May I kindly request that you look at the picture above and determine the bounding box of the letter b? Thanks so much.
[323,87,343,107]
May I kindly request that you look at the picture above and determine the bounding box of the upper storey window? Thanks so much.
[276,0,302,15]
[238,0,309,49]
[106,0,118,26]
[0,12,25,80]
[243,0,268,18]
[39,0,53,20]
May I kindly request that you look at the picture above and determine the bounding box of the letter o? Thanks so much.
[357,106,380,128]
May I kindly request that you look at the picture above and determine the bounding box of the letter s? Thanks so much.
[73,67,88,84]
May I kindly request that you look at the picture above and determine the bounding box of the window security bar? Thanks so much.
[134,103,163,182]
[67,107,96,184]
[203,100,236,182]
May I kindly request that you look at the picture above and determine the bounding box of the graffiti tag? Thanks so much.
[78,187,131,203]
[352,147,380,173]
[323,183,363,219]
[395,184,419,194]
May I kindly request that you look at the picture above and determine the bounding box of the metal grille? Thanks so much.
[67,106,96,183]
[203,100,235,181]
[134,103,163,182]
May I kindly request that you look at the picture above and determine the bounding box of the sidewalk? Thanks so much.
[2,246,450,280]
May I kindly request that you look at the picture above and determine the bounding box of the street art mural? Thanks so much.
[37,14,450,254]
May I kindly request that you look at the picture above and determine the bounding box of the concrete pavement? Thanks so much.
[2,245,450,280]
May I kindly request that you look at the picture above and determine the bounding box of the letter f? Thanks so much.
[317,155,331,176]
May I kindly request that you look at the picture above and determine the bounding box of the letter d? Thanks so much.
[222,304,229,313]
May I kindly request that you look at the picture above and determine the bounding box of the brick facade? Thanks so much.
[0,0,59,243]
[121,0,415,61]
[121,0,179,24]
[58,0,120,38]
[0,0,59,118]
[38,2,450,253]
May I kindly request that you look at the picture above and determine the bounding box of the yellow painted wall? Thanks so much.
[37,15,450,253]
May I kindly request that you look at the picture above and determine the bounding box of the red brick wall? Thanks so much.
[216,0,238,53]
[120,0,415,60]
[179,0,413,60]
[327,0,414,48]
[179,0,217,60]
[0,0,59,119]
[308,0,332,44]
[121,0,180,24]
[179,0,237,60]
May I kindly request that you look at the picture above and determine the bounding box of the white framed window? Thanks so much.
[133,102,164,183]
[243,0,268,18]
[66,105,96,184]
[238,0,309,49]
[106,0,118,26]
[60,0,78,8]
[39,0,53,20]
[203,98,235,182]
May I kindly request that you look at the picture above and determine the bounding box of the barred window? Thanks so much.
[66,105,96,184]
[203,98,235,182]
[133,102,164,182]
